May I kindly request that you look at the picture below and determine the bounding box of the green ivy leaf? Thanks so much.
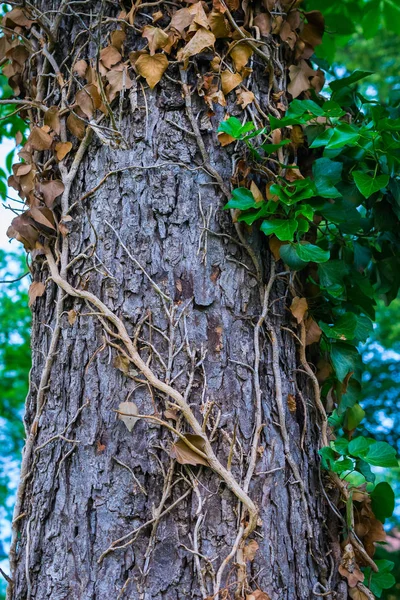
[364,441,398,467]
[353,171,390,198]
[295,242,330,263]
[348,436,375,458]
[371,482,395,522]
[313,157,343,198]
[279,244,308,270]
[218,117,255,139]
[331,343,360,382]
[344,404,366,431]
[319,314,358,341]
[331,438,349,455]
[260,218,298,241]
[269,178,316,205]
[340,470,366,487]
[224,188,257,210]
[332,457,354,473]
[364,559,396,598]
[330,70,374,92]
[261,140,291,154]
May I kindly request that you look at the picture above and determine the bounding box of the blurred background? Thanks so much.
[1,1,400,598]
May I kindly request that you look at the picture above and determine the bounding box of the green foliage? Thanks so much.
[219,65,400,594]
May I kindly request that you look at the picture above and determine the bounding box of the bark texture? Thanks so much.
[9,3,340,599]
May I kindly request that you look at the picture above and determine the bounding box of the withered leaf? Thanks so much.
[55,141,72,161]
[118,401,139,432]
[208,11,230,38]
[29,206,56,233]
[106,67,133,102]
[188,2,210,31]
[7,214,39,250]
[27,126,53,151]
[253,13,271,36]
[349,588,370,600]
[170,434,209,466]
[236,88,254,109]
[44,106,61,135]
[74,59,88,78]
[113,354,131,375]
[170,8,194,34]
[177,27,215,63]
[100,45,122,69]
[217,131,235,146]
[13,162,31,177]
[110,29,126,50]
[4,8,33,29]
[67,112,86,140]
[142,25,169,55]
[164,408,179,421]
[221,70,242,95]
[290,296,308,324]
[244,540,259,562]
[305,317,322,345]
[39,180,64,208]
[229,43,253,72]
[28,281,45,307]
[288,60,316,99]
[246,591,271,600]
[135,53,169,89]
[269,236,284,261]
[287,393,297,412]
[250,181,263,203]
[67,309,77,326]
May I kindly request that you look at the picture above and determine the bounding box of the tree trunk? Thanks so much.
[6,2,342,599]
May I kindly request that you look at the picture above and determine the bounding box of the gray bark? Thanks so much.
[9,2,340,599]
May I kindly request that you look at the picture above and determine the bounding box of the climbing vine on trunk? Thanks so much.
[0,1,398,599]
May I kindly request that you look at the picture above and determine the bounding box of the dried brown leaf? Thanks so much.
[55,141,72,161]
[244,540,259,562]
[29,206,56,232]
[135,53,169,89]
[39,179,65,208]
[253,13,271,35]
[236,88,254,109]
[44,106,61,135]
[113,354,131,375]
[142,25,169,55]
[110,29,126,50]
[305,317,322,345]
[170,7,194,34]
[288,60,316,98]
[250,181,263,203]
[290,296,308,324]
[74,59,88,78]
[67,112,86,140]
[27,126,53,151]
[170,434,209,466]
[269,236,284,261]
[100,45,122,69]
[118,401,139,432]
[229,42,252,72]
[177,27,215,63]
[67,309,77,326]
[208,11,230,38]
[188,1,210,31]
[28,281,45,307]
[221,70,242,95]
[287,393,297,412]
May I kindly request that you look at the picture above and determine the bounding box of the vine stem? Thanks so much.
[44,247,259,536]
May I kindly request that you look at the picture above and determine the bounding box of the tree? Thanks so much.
[1,2,399,600]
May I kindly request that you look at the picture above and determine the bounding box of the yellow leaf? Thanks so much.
[250,181,263,203]
[135,53,169,89]
[55,141,72,161]
[142,25,169,55]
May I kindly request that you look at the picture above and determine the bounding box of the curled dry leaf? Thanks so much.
[39,180,65,208]
[305,317,322,345]
[338,543,364,588]
[26,126,53,151]
[287,393,297,412]
[217,131,234,146]
[29,206,56,233]
[142,25,169,55]
[74,59,88,78]
[269,236,284,261]
[7,214,39,250]
[177,27,215,63]
[106,68,133,102]
[250,181,263,203]
[118,401,139,432]
[28,281,45,307]
[349,587,370,600]
[244,539,259,562]
[67,112,86,140]
[44,106,61,135]
[75,84,102,120]
[253,13,271,35]
[59,215,73,237]
[170,434,209,466]
[67,309,77,326]
[236,88,254,109]
[208,11,230,38]
[100,45,122,69]
[288,60,316,99]
[135,53,169,89]
[110,29,126,50]
[246,592,271,600]
[188,2,210,31]
[221,70,242,95]
[290,296,308,324]
[113,354,131,375]
[170,7,194,34]
[229,42,253,72]
[55,141,72,161]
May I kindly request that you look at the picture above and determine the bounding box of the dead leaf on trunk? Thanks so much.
[290,296,308,324]
[288,60,316,98]
[67,112,86,140]
[177,27,215,63]
[100,45,122,69]
[269,236,284,261]
[338,544,364,588]
[67,309,77,326]
[221,70,242,94]
[74,59,88,78]
[135,53,169,89]
[305,317,322,345]
[28,281,45,307]
[236,89,254,109]
[110,29,126,50]
[39,180,64,208]
[26,126,53,151]
[244,540,259,561]
[142,25,169,55]
[287,394,297,412]
[118,401,139,432]
[229,42,252,72]
[55,141,72,161]
[170,434,209,466]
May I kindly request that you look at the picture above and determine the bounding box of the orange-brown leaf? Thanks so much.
[135,53,169,89]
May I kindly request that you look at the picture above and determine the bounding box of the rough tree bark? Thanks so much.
[5,2,343,599]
